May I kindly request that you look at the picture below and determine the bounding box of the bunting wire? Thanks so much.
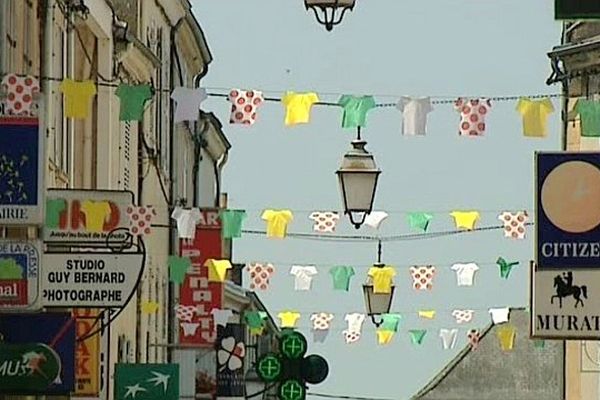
[0,71,562,105]
[306,392,397,400]
[239,222,533,243]
[239,259,530,269]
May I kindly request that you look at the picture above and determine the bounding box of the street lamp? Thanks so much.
[362,270,395,328]
[304,0,356,31]
[336,134,381,229]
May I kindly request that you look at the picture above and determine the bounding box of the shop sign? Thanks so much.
[114,363,179,400]
[0,240,40,310]
[536,152,600,269]
[178,208,223,346]
[0,313,75,393]
[0,343,61,392]
[531,262,600,339]
[73,309,100,396]
[43,189,134,246]
[0,118,44,225]
[41,252,144,307]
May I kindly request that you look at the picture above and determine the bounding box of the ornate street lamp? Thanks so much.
[335,132,381,229]
[304,0,356,31]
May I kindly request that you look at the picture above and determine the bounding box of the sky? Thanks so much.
[192,1,562,399]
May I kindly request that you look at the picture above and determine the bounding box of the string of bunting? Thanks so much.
[169,207,531,241]
[179,303,537,350]
[2,72,582,139]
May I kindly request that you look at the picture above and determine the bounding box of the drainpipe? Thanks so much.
[561,21,569,152]
[167,16,185,363]
[42,0,55,182]
[0,2,5,71]
[214,151,228,207]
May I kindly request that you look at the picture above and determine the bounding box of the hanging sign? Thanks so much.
[217,324,246,399]
[114,363,179,400]
[73,309,100,396]
[178,208,224,346]
[0,240,40,310]
[43,189,134,246]
[41,252,144,307]
[0,118,44,225]
[0,343,62,392]
[0,313,76,394]
[531,262,600,339]
[536,152,600,269]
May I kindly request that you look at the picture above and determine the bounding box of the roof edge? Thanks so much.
[411,307,527,400]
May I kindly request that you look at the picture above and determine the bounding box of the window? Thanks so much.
[4,0,16,71]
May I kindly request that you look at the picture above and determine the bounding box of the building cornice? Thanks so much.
[202,112,231,162]
[157,0,186,26]
[115,32,161,82]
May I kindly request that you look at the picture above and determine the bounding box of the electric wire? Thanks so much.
[307,392,397,400]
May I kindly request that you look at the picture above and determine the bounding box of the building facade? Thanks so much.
[546,21,600,400]
[0,1,278,400]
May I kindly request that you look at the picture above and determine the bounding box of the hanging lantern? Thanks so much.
[335,139,381,229]
[304,0,356,31]
[362,276,395,327]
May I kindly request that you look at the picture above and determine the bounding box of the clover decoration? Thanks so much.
[217,336,245,372]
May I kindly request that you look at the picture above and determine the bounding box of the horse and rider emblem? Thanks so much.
[551,271,588,308]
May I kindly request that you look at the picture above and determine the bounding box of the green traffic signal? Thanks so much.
[279,330,307,359]
[257,354,282,382]
[279,379,306,400]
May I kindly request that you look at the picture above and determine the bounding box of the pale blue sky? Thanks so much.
[193,1,562,399]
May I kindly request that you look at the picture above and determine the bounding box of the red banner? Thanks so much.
[178,209,223,346]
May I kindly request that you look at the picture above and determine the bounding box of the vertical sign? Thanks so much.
[0,313,76,394]
[555,0,600,19]
[74,308,100,396]
[0,240,40,310]
[536,152,600,269]
[216,324,245,400]
[178,209,224,346]
[0,118,44,225]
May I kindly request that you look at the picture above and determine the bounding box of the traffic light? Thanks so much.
[256,329,329,400]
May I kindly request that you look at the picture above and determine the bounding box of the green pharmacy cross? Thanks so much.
[256,329,329,400]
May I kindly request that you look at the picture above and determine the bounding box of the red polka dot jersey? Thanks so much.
[1,74,40,115]
[126,205,157,237]
[247,262,275,291]
[454,98,492,136]
[228,89,264,125]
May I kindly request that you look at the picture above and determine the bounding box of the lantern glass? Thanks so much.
[337,171,379,213]
[362,284,394,316]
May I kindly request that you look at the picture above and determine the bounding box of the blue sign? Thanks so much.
[0,118,44,225]
[0,313,76,394]
[536,152,600,269]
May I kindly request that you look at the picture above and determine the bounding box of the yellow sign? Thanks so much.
[74,308,100,396]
